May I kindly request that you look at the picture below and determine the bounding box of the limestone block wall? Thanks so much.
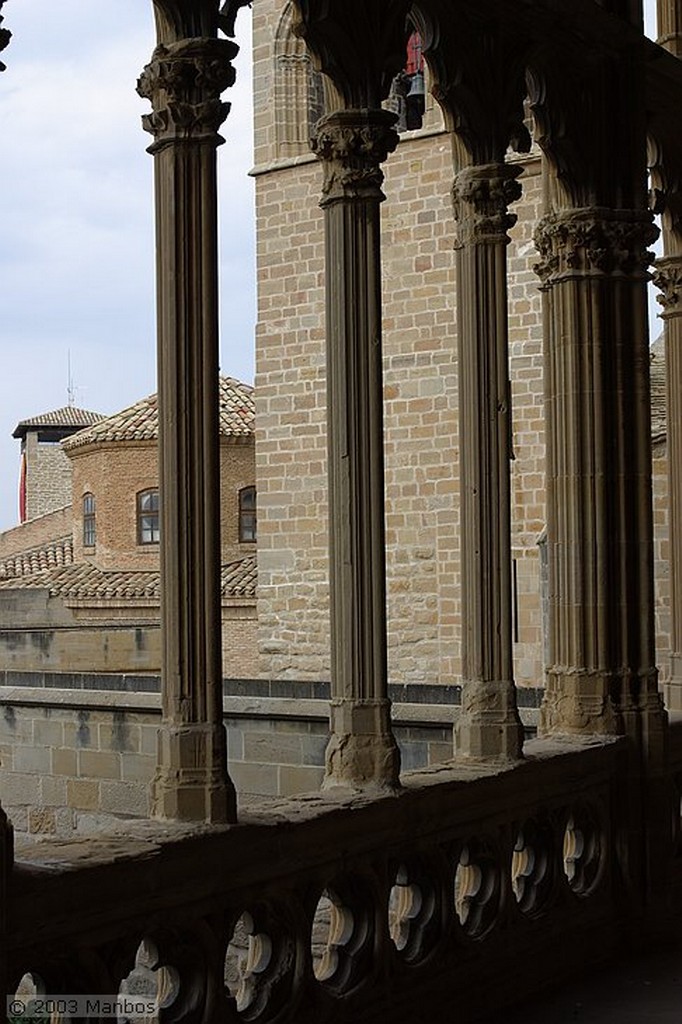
[0,671,542,837]
[0,592,258,677]
[23,432,73,521]
[253,0,548,688]
[0,623,160,674]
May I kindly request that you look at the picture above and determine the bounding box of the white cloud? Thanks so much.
[0,1,255,529]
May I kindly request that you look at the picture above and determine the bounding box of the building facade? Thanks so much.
[0,378,258,677]
[253,0,669,693]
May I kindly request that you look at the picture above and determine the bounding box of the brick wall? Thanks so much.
[0,507,72,560]
[253,0,548,688]
[70,443,160,570]
[69,439,255,569]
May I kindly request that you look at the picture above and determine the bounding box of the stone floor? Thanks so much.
[481,939,682,1022]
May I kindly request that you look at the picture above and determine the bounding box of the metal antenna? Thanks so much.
[67,350,75,408]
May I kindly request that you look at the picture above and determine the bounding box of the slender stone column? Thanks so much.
[657,0,682,54]
[535,208,666,743]
[654,256,682,710]
[311,109,401,790]
[138,37,237,822]
[654,0,682,711]
[452,163,525,761]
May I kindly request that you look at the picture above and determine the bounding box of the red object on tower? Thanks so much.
[406,31,424,76]
[18,451,26,523]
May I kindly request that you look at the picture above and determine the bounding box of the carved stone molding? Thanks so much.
[137,38,238,147]
[452,163,523,247]
[311,110,398,204]
[654,255,682,317]
[534,208,658,284]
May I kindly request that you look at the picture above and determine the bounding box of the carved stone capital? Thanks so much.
[311,109,398,204]
[534,208,658,285]
[654,255,682,318]
[452,163,522,247]
[137,37,238,147]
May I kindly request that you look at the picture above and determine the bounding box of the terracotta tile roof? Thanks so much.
[13,407,104,439]
[0,536,73,580]
[0,555,256,601]
[62,377,254,452]
[650,334,667,446]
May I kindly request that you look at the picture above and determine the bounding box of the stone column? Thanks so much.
[452,163,525,762]
[655,256,682,710]
[654,0,682,710]
[138,37,237,822]
[311,109,401,791]
[535,208,666,743]
[657,0,682,54]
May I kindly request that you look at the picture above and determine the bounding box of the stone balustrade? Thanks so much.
[8,732,680,1023]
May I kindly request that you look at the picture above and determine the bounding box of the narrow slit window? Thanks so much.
[83,492,96,547]
[239,486,257,543]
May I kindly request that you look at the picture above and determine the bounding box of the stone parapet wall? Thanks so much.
[0,598,257,676]
[0,671,542,836]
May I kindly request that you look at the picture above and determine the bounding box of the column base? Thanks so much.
[323,699,401,792]
[664,655,682,713]
[151,723,237,823]
[540,672,618,736]
[455,680,524,761]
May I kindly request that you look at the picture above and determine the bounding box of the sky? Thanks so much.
[0,1,662,532]
[0,1,255,531]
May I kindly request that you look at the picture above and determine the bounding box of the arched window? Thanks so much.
[137,489,160,545]
[83,492,96,547]
[239,486,257,543]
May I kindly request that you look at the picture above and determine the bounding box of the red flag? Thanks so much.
[18,451,26,523]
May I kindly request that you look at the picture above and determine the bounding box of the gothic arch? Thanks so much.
[274,0,324,155]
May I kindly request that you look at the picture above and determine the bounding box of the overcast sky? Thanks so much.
[0,1,662,532]
[0,1,255,531]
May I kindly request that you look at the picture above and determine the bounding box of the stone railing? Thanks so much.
[8,733,666,1023]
